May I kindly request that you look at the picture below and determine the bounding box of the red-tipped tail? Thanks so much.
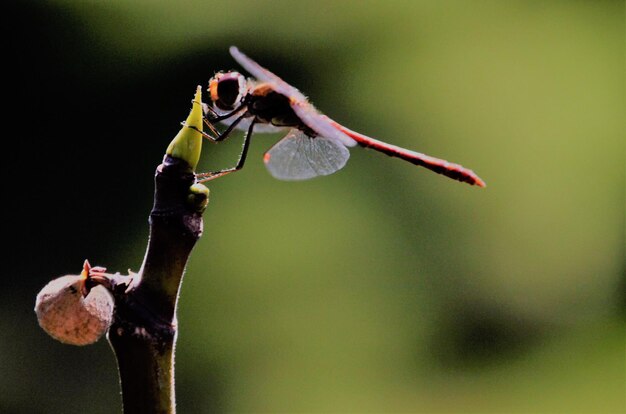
[327,118,486,187]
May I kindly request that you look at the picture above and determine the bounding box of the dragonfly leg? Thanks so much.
[202,117,220,138]
[182,122,218,140]
[183,109,248,143]
[206,106,245,123]
[212,112,247,142]
[182,103,249,141]
[202,102,219,118]
[196,119,256,182]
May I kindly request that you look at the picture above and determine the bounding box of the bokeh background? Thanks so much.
[2,1,623,413]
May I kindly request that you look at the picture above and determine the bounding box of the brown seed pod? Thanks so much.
[35,260,114,346]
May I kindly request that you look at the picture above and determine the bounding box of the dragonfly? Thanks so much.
[195,46,486,187]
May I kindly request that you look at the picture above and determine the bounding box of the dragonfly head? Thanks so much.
[208,71,247,111]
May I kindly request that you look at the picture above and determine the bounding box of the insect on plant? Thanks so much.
[195,46,486,187]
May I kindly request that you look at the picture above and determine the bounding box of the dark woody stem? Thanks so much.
[106,155,206,414]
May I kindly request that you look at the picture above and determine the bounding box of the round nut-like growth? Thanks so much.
[35,273,114,346]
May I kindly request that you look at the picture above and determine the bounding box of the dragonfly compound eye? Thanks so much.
[209,71,246,111]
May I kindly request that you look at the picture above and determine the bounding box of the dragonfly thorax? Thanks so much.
[247,87,308,131]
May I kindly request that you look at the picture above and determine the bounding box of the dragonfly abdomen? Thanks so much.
[328,120,486,187]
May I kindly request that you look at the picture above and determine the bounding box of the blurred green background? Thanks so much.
[2,1,623,413]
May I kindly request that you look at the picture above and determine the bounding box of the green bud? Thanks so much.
[166,86,203,170]
[187,183,210,212]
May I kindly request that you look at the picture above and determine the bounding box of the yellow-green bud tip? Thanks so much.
[166,86,204,170]
[187,183,210,211]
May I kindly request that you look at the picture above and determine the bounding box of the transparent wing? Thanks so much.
[290,100,357,147]
[225,117,287,134]
[230,46,357,147]
[264,130,350,180]
[229,46,307,102]
[210,105,286,134]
